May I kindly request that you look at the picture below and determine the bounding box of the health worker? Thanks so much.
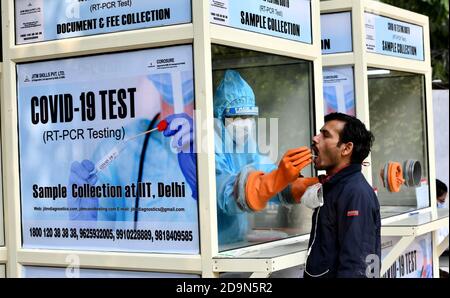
[212,70,319,244]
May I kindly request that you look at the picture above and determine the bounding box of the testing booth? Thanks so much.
[0,0,448,278]
[320,0,449,278]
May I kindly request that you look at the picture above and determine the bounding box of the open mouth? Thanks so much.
[311,145,319,160]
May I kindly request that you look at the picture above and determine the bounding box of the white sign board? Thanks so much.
[365,12,424,61]
[210,0,312,43]
[15,0,192,44]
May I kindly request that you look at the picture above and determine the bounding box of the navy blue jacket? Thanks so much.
[304,164,381,278]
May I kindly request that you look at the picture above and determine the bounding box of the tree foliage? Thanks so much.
[380,0,449,85]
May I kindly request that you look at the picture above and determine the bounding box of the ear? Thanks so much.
[341,142,353,158]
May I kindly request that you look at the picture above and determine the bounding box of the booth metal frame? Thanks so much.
[1,0,448,278]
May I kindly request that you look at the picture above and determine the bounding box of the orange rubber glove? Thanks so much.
[388,161,405,193]
[380,161,405,192]
[290,177,320,203]
[245,147,312,211]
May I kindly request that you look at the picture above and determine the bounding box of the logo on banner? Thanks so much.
[30,71,66,82]
[147,57,186,70]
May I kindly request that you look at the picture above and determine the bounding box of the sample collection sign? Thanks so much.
[322,66,355,116]
[17,45,199,253]
[381,234,433,278]
[15,0,192,44]
[365,12,424,61]
[210,0,312,43]
[320,12,352,54]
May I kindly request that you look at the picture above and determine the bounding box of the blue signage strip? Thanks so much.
[210,0,312,44]
[321,12,353,54]
[365,12,424,61]
[15,0,192,44]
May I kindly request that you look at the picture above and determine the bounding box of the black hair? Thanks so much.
[324,112,375,164]
[436,179,448,197]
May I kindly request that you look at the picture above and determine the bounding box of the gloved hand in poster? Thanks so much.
[163,113,197,200]
[68,159,99,220]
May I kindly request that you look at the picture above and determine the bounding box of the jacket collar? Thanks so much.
[319,163,362,186]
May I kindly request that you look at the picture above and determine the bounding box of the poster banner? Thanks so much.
[210,0,312,44]
[23,266,199,278]
[15,0,192,44]
[381,234,433,278]
[322,66,355,116]
[1,16,3,62]
[17,45,199,254]
[365,12,424,61]
[321,12,352,54]
[0,195,4,246]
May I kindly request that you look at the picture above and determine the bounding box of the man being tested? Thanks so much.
[305,112,381,278]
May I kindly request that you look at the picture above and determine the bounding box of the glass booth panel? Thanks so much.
[212,45,315,251]
[368,69,429,218]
